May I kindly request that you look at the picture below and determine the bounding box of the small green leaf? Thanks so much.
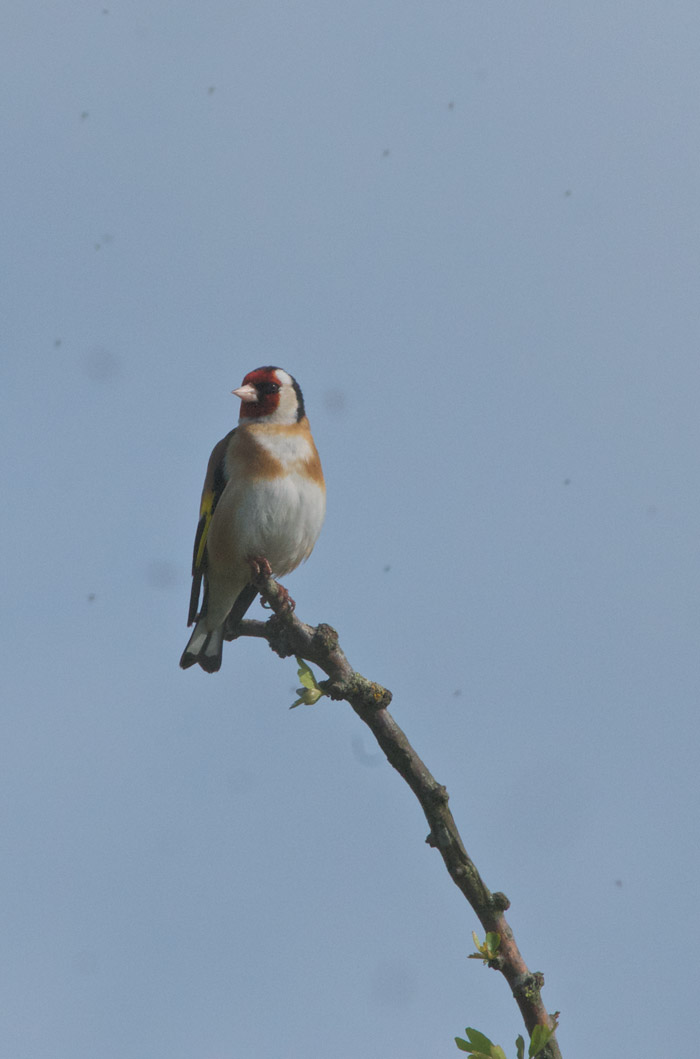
[484,932,501,953]
[529,1027,543,1056]
[464,1028,494,1052]
[290,686,323,709]
[516,1034,525,1059]
[289,658,325,708]
[467,930,501,964]
[529,1024,554,1057]
[296,658,317,689]
[491,1047,508,1059]
[455,1039,471,1053]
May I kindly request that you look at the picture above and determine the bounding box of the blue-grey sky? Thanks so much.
[2,2,699,1056]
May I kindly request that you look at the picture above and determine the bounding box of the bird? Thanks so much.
[180,366,326,673]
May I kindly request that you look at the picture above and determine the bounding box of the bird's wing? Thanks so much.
[187,429,235,625]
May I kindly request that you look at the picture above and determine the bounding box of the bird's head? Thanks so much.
[232,366,306,424]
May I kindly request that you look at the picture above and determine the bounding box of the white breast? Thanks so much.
[210,427,326,577]
[229,471,323,575]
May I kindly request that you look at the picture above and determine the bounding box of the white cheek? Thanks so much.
[273,369,294,388]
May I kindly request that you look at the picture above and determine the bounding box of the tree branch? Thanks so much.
[226,576,562,1059]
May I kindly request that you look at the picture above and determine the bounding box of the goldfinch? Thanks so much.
[180,367,325,673]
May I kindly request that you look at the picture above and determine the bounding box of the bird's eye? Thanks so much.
[258,381,280,396]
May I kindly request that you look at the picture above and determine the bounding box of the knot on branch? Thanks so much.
[346,674,392,711]
[511,970,545,1003]
[266,614,296,658]
[425,825,451,850]
[491,891,511,912]
[312,623,339,652]
[318,679,346,701]
[427,783,449,809]
[317,674,391,709]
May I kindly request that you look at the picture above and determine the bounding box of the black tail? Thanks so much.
[179,585,259,673]
[179,622,224,672]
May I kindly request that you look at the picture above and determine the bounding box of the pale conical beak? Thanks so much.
[232,384,258,403]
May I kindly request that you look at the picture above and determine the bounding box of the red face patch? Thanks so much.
[238,366,282,419]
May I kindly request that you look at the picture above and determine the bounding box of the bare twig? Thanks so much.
[226,575,562,1059]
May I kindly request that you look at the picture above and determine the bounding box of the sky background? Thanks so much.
[2,2,699,1056]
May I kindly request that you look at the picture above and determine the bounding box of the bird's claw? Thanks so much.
[247,555,272,580]
[275,584,296,615]
[247,555,295,614]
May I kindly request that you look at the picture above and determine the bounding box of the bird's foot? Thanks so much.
[246,555,272,580]
[275,583,296,615]
[246,556,295,615]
